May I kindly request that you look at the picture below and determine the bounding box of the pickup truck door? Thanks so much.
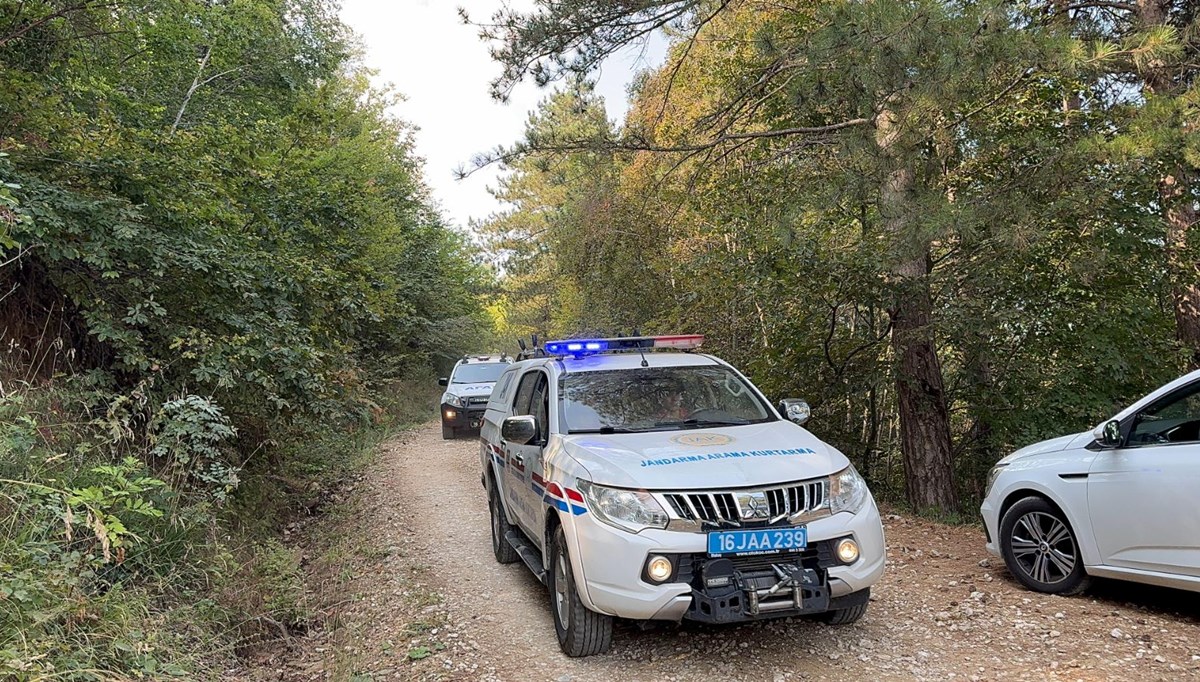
[504,369,547,534]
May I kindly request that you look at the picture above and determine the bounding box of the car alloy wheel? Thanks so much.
[1010,511,1076,585]
[999,496,1090,595]
[554,551,571,630]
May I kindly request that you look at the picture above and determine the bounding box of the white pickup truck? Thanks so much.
[478,335,886,656]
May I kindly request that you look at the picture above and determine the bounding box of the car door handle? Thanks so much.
[512,454,524,466]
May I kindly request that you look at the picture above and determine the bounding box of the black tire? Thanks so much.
[548,526,612,657]
[442,423,455,440]
[821,590,870,625]
[999,496,1090,596]
[488,481,519,564]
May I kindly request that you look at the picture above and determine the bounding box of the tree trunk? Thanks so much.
[1163,172,1200,368]
[876,106,959,512]
[1137,0,1200,368]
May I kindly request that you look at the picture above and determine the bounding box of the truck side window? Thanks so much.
[531,374,550,443]
[512,372,540,416]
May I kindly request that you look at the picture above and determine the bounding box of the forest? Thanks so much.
[0,0,1197,678]
[0,0,487,676]
[475,0,1199,512]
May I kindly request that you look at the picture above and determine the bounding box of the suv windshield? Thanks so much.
[451,363,509,384]
[560,365,775,433]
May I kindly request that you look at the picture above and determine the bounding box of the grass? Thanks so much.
[0,369,442,680]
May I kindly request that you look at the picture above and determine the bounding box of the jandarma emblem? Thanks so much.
[670,433,733,447]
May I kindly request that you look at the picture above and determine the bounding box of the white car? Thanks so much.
[439,354,511,439]
[981,370,1200,596]
[478,335,885,657]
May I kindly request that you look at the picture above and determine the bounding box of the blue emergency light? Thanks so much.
[542,335,702,356]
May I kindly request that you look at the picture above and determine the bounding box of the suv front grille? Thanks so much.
[657,479,826,527]
[466,396,489,406]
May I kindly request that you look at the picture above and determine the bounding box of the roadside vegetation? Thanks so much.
[470,0,1199,512]
[0,1,489,678]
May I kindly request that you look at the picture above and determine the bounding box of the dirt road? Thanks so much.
[254,423,1200,681]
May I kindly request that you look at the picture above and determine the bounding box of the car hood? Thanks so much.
[1000,430,1093,465]
[558,421,848,490]
[444,382,495,398]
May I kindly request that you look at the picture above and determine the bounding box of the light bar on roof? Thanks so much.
[542,335,703,356]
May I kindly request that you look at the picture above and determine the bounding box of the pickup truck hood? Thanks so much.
[444,382,495,399]
[558,421,847,490]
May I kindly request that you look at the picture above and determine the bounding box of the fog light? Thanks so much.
[646,555,673,582]
[836,538,860,564]
[444,409,456,419]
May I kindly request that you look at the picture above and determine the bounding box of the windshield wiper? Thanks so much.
[569,426,644,434]
[654,417,751,429]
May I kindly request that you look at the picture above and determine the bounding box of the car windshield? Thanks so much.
[451,363,508,384]
[560,365,775,433]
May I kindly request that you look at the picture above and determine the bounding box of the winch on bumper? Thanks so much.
[671,542,861,623]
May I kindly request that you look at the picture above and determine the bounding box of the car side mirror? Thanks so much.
[438,377,448,387]
[501,415,538,445]
[1096,419,1123,448]
[779,399,811,426]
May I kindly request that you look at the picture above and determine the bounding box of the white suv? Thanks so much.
[439,354,511,439]
[478,335,885,656]
[982,370,1200,596]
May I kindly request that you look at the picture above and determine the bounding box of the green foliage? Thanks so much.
[481,0,1199,507]
[150,396,239,502]
[0,0,491,677]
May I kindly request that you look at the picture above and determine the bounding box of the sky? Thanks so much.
[339,0,669,230]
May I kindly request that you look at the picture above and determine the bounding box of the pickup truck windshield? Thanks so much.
[560,365,775,433]
[451,363,508,384]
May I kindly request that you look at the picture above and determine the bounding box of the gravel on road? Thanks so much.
[248,423,1200,682]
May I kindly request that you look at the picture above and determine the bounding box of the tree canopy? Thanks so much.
[475,0,1197,510]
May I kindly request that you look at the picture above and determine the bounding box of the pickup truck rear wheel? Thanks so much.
[488,482,519,564]
[549,525,612,657]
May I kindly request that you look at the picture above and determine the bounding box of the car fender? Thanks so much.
[542,454,607,614]
[994,475,1100,567]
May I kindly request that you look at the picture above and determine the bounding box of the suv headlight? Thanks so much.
[829,464,869,514]
[985,463,1008,497]
[443,393,464,408]
[577,480,668,533]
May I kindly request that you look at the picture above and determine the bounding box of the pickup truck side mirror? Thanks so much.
[779,399,811,426]
[438,377,448,387]
[1095,419,1123,448]
[501,415,538,445]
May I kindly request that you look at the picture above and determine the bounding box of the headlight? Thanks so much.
[443,393,464,408]
[985,463,1008,497]
[829,464,869,514]
[577,480,668,533]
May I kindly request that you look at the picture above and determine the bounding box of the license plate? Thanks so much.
[707,527,807,556]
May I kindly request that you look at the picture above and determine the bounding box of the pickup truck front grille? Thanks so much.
[656,479,827,528]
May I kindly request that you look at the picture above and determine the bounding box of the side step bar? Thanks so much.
[505,530,547,585]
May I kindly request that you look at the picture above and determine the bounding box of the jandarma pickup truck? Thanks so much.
[478,335,886,656]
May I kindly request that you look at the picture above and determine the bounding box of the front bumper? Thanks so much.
[980,498,1001,557]
[441,403,485,430]
[567,498,886,622]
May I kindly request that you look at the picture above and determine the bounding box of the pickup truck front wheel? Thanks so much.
[488,482,519,564]
[549,525,612,657]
